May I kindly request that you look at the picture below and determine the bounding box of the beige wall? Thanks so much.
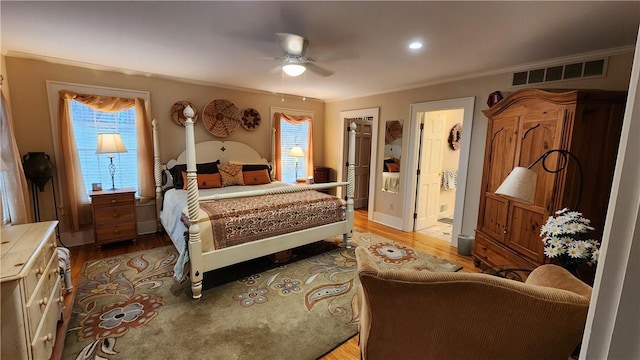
[325,51,634,235]
[5,56,324,228]
[4,51,634,240]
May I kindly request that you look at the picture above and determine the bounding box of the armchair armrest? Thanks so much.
[526,264,592,299]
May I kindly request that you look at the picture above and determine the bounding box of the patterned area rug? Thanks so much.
[63,231,461,360]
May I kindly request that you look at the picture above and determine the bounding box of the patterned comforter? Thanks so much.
[181,190,345,251]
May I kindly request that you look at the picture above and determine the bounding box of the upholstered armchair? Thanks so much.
[355,246,592,360]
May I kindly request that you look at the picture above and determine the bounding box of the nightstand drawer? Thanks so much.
[92,192,134,207]
[94,205,136,224]
[95,222,137,242]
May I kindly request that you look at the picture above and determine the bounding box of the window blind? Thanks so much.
[280,120,309,183]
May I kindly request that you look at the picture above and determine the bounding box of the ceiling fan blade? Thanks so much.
[305,62,334,77]
[276,33,307,56]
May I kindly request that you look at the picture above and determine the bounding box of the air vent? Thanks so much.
[511,58,607,87]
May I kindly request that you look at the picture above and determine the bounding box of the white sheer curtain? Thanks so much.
[0,90,32,225]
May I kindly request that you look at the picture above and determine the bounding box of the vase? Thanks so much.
[22,152,53,191]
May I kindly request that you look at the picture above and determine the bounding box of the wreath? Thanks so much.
[448,123,462,150]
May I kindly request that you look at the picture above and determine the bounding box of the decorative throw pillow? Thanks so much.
[218,163,245,187]
[243,169,271,185]
[181,172,222,189]
[170,160,220,189]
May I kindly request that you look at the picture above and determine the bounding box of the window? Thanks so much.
[280,120,309,183]
[70,101,138,194]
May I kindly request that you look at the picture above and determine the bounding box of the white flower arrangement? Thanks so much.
[540,208,600,268]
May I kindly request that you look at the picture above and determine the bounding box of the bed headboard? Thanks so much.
[166,140,269,169]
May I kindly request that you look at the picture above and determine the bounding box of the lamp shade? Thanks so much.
[495,167,537,204]
[282,64,306,77]
[288,145,305,157]
[96,133,127,155]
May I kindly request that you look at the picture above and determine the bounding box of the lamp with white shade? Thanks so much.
[96,133,128,190]
[288,145,305,182]
[495,149,583,209]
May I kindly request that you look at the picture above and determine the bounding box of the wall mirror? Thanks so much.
[382,119,402,193]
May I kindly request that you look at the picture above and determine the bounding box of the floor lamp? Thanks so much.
[495,148,583,209]
[96,133,128,190]
[289,145,305,182]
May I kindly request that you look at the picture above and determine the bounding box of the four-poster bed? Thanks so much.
[153,106,357,299]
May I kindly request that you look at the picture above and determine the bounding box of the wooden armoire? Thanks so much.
[473,89,627,269]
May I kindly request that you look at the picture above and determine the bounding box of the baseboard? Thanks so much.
[59,229,93,247]
[137,220,158,235]
[372,211,404,230]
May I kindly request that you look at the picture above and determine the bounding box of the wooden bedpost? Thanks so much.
[344,122,356,248]
[152,119,162,232]
[184,105,204,299]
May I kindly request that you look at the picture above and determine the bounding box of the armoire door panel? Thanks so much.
[519,114,564,208]
[486,117,518,193]
[480,193,508,242]
[506,204,545,263]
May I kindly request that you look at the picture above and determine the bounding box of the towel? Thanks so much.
[441,170,458,191]
[57,247,73,291]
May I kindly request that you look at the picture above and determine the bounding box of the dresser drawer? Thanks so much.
[96,222,137,242]
[92,192,134,207]
[23,234,56,302]
[94,205,136,225]
[26,254,59,339]
[30,276,61,360]
[473,232,532,268]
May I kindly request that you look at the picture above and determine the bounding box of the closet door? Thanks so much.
[507,110,565,263]
[479,116,518,244]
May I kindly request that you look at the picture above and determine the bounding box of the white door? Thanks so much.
[414,113,445,231]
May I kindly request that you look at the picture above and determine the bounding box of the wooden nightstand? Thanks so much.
[90,188,137,248]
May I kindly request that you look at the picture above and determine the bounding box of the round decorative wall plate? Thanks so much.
[170,101,198,126]
[202,99,240,137]
[241,108,261,131]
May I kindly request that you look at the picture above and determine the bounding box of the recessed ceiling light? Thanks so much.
[409,41,423,50]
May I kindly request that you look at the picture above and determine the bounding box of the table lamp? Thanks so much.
[96,133,128,190]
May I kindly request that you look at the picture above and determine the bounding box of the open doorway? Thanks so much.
[414,109,464,241]
[338,108,379,220]
[402,98,475,247]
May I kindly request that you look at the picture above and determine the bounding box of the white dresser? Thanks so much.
[1,221,63,360]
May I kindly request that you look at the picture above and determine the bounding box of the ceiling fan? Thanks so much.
[274,33,334,77]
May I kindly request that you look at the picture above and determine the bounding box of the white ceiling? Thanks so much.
[2,1,639,101]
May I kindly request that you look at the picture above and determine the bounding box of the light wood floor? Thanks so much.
[53,209,481,360]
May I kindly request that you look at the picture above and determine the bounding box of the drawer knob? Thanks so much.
[481,245,487,250]
[42,334,53,343]
[113,229,120,234]
[112,212,120,218]
[36,267,45,275]
[57,296,64,304]
[39,297,49,306]
[111,199,117,203]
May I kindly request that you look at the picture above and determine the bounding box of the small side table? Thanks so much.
[90,188,137,248]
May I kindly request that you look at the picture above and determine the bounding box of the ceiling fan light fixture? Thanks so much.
[282,63,306,77]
